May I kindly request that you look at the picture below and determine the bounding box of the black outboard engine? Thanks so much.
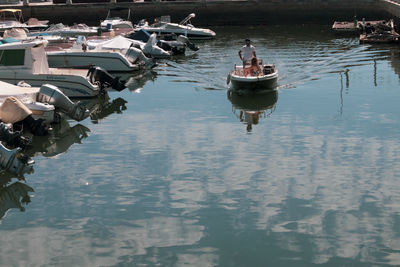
[157,40,186,55]
[0,123,30,148]
[86,66,127,92]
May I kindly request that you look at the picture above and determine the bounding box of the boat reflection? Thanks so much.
[24,119,90,158]
[24,93,129,157]
[88,94,128,123]
[227,89,278,132]
[0,179,33,221]
[115,70,157,92]
[0,92,130,221]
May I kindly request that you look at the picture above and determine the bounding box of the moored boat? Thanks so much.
[46,36,146,72]
[0,9,48,33]
[227,60,278,91]
[0,39,126,98]
[0,80,87,122]
[135,13,216,40]
[100,8,133,31]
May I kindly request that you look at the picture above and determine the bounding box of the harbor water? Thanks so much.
[2,25,400,266]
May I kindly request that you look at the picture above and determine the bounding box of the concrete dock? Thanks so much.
[2,0,400,26]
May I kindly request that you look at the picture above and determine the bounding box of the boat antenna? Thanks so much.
[179,13,195,25]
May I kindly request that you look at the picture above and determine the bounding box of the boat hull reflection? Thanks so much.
[228,89,278,132]
[228,89,278,111]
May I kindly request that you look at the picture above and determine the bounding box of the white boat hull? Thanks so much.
[229,64,278,91]
[0,72,99,98]
[139,25,215,40]
[47,51,140,72]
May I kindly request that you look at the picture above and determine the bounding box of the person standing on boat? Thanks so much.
[239,39,256,68]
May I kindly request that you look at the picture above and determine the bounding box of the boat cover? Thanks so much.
[3,28,27,39]
[31,44,49,74]
[127,29,151,42]
[0,96,32,123]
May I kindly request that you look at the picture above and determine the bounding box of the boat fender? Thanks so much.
[16,81,31,87]
[0,97,32,124]
[226,73,231,85]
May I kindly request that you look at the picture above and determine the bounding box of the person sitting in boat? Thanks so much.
[244,57,262,76]
[238,38,256,68]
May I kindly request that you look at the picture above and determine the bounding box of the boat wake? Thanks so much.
[156,30,396,92]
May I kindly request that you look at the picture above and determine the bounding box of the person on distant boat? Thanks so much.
[239,38,256,68]
[244,57,261,76]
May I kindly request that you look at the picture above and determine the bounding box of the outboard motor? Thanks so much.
[0,142,34,177]
[177,35,199,51]
[37,84,88,122]
[126,46,158,68]
[157,40,186,55]
[86,66,127,92]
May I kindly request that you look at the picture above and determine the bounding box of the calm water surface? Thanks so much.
[2,25,400,266]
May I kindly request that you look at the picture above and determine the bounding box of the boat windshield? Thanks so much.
[0,49,25,66]
[0,9,22,22]
[106,8,131,20]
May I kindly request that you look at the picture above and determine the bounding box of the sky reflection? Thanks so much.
[2,25,400,266]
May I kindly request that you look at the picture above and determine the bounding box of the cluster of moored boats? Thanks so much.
[0,8,221,178]
[0,6,283,179]
[332,17,400,44]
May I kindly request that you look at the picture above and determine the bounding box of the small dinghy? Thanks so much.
[227,59,278,91]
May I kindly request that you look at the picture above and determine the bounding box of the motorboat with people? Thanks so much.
[0,39,126,97]
[227,58,278,91]
[100,8,133,31]
[0,9,48,33]
[135,13,216,40]
[47,35,155,72]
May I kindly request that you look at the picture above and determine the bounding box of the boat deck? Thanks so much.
[48,68,89,76]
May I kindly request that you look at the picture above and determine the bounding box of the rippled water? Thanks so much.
[2,25,400,266]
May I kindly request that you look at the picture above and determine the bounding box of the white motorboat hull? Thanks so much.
[139,25,215,40]
[229,64,278,91]
[47,51,140,72]
[0,72,99,98]
[0,39,101,98]
[100,19,133,30]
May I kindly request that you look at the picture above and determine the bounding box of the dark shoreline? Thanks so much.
[1,0,397,26]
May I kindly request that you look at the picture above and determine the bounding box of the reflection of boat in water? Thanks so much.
[228,89,278,111]
[24,118,90,158]
[89,96,127,123]
[118,70,157,92]
[23,93,128,157]
[228,89,278,132]
[227,60,278,91]
[0,180,33,220]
